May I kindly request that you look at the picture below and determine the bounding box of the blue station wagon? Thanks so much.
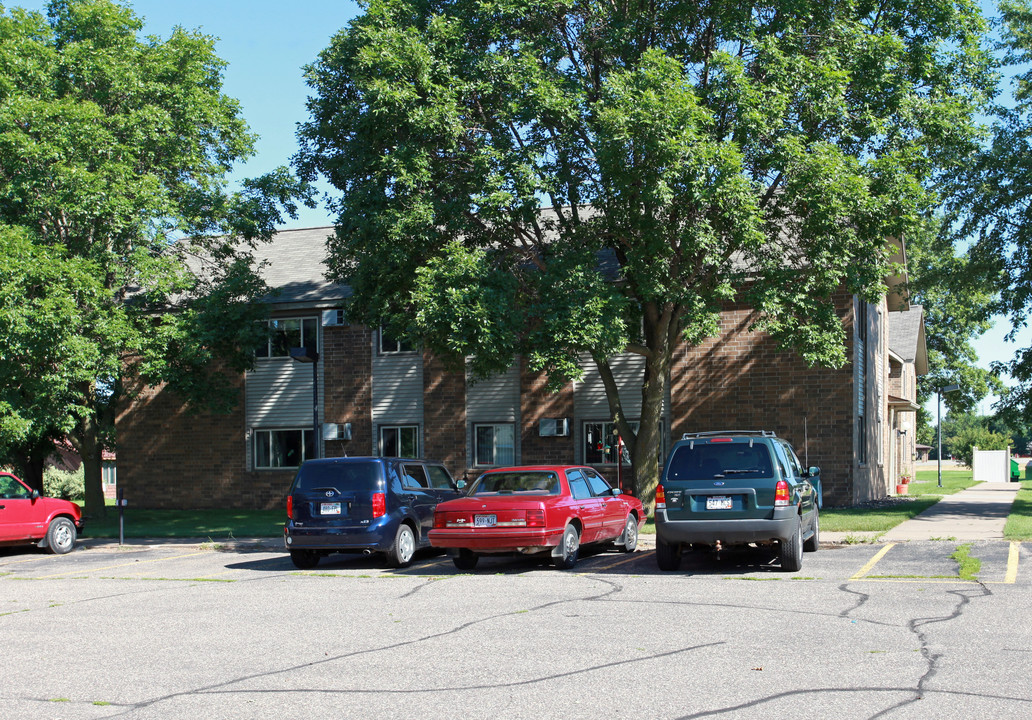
[284,457,463,569]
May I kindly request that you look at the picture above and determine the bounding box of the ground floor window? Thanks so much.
[254,428,316,469]
[474,423,515,466]
[380,425,419,458]
[584,421,639,465]
[102,462,117,487]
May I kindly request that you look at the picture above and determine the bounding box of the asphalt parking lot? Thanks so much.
[3,541,1030,719]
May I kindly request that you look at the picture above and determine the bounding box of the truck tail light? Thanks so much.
[655,484,666,510]
[775,480,790,507]
[526,509,545,527]
[287,495,293,520]
[372,492,386,518]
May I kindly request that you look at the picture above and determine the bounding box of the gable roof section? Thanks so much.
[888,305,928,375]
[255,226,351,310]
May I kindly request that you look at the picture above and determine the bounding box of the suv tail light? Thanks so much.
[372,492,386,518]
[775,480,790,507]
[526,509,545,527]
[655,484,666,510]
[287,495,293,520]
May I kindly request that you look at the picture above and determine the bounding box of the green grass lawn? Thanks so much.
[82,508,285,539]
[1004,481,1032,540]
[909,468,978,495]
[820,497,940,533]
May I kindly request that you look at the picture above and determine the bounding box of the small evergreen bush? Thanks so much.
[43,465,85,501]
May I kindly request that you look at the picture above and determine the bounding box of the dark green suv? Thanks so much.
[654,431,821,572]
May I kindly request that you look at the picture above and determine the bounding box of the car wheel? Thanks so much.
[386,523,416,568]
[290,549,320,569]
[779,520,803,572]
[618,515,638,553]
[45,517,76,555]
[452,549,479,570]
[656,536,682,571]
[553,524,580,570]
[803,507,820,553]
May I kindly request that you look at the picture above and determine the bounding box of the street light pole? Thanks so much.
[937,384,960,488]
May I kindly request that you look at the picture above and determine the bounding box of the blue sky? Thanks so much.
[13,0,1029,406]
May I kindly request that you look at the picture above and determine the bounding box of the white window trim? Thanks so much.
[379,424,420,458]
[378,328,418,355]
[472,422,516,467]
[252,427,316,469]
[257,316,320,359]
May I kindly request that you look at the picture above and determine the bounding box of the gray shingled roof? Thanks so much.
[255,226,351,307]
[888,305,927,374]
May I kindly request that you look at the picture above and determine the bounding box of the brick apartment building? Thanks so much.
[115,226,926,509]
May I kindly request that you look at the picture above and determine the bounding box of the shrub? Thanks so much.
[43,465,85,501]
[946,426,1011,469]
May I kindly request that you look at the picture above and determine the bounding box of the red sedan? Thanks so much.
[0,472,83,554]
[429,465,644,570]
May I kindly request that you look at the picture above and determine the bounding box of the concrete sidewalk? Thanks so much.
[824,482,1022,544]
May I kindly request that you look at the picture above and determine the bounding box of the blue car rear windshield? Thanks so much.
[666,443,774,480]
[472,471,560,495]
[293,462,380,492]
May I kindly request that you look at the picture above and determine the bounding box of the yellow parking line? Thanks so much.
[1005,542,1021,584]
[850,543,896,580]
[34,551,209,579]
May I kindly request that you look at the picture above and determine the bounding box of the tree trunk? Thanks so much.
[630,347,670,514]
[597,302,676,514]
[74,402,108,520]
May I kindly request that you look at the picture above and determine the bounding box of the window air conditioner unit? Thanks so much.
[322,309,345,326]
[323,423,352,441]
[539,418,570,437]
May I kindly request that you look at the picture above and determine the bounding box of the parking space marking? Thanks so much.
[849,543,896,580]
[32,550,210,579]
[1005,542,1021,584]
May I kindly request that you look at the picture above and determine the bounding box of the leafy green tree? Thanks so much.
[946,421,1011,469]
[0,225,105,489]
[0,1,309,514]
[297,0,995,508]
[959,0,1032,424]
[905,217,1002,417]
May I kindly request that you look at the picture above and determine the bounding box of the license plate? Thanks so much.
[706,496,733,510]
[474,514,497,527]
[320,502,342,515]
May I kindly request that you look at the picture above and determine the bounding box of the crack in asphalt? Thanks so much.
[76,574,640,716]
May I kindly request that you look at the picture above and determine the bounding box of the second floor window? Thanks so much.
[256,317,319,358]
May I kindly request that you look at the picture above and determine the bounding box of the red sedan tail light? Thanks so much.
[287,495,293,520]
[775,480,790,507]
[525,509,545,527]
[655,484,666,510]
[435,511,473,528]
[372,492,386,518]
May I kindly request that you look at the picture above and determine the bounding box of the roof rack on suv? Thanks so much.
[680,430,777,440]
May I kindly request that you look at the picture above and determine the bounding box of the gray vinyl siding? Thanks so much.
[372,333,423,425]
[466,362,520,422]
[466,361,521,465]
[246,357,324,428]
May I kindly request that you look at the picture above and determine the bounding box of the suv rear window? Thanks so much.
[666,443,774,481]
[292,461,381,492]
